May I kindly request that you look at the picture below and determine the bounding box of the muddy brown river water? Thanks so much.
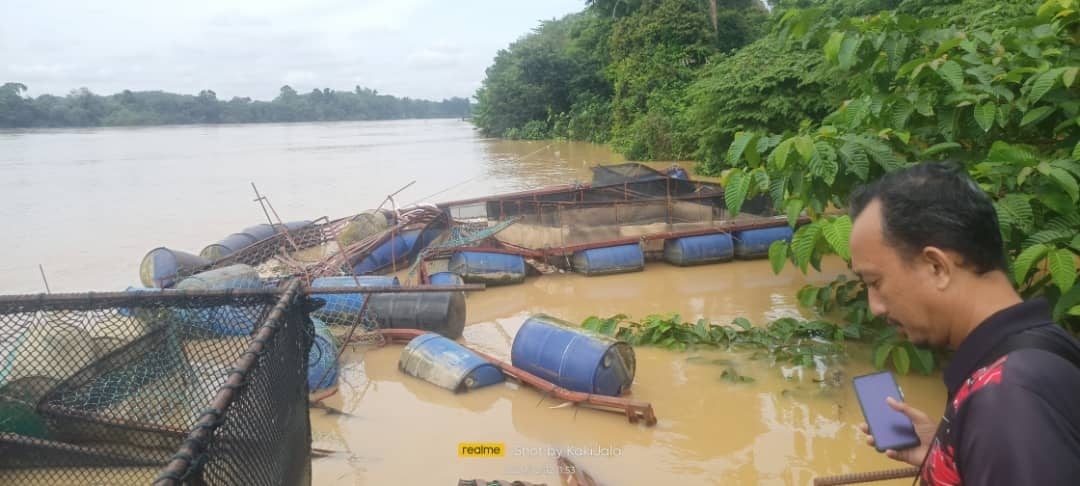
[0,119,946,485]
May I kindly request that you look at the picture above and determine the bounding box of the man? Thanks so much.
[846,161,1080,484]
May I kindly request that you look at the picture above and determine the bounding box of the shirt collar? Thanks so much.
[942,297,1054,397]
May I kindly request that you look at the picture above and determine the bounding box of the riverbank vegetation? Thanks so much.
[0,83,471,128]
[491,0,1080,374]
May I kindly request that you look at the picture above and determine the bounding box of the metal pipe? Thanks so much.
[812,467,919,485]
[0,284,486,305]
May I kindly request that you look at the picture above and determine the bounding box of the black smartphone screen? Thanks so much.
[852,371,921,452]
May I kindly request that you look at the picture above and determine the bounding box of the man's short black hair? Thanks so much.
[849,161,1008,274]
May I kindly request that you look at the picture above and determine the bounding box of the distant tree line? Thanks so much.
[0,83,472,128]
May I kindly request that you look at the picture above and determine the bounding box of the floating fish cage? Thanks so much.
[0,283,315,486]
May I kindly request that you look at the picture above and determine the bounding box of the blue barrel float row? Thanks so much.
[397,313,635,398]
[664,225,794,266]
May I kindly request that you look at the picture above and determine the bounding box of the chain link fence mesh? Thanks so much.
[0,283,313,486]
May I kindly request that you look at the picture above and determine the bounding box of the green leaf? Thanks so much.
[1030,68,1065,104]
[874,343,894,370]
[1021,105,1056,127]
[794,136,815,161]
[921,142,962,158]
[752,168,770,193]
[845,98,870,128]
[727,132,755,167]
[1048,167,1080,202]
[725,169,752,216]
[1048,249,1078,292]
[1069,306,1080,316]
[892,347,911,375]
[770,175,788,209]
[839,142,870,180]
[1026,228,1076,246]
[995,194,1035,232]
[792,222,821,273]
[975,102,997,132]
[772,138,794,170]
[821,216,853,261]
[1054,284,1080,321]
[890,100,914,129]
[1014,243,1050,284]
[769,240,788,275]
[908,344,935,375]
[838,36,862,70]
[987,141,1037,165]
[599,318,619,336]
[1066,67,1079,88]
[937,60,964,90]
[785,198,804,227]
[1073,140,1080,160]
[824,32,844,63]
[1071,234,1080,253]
[809,152,839,185]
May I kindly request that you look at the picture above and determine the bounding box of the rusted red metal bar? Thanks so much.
[373,329,658,426]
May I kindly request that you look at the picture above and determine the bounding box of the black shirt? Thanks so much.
[920,298,1080,485]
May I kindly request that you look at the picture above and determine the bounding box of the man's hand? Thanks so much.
[858,397,938,466]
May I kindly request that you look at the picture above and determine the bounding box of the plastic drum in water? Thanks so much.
[571,243,644,276]
[428,272,464,286]
[367,292,467,339]
[173,264,267,336]
[510,314,635,396]
[199,232,259,261]
[398,333,503,393]
[309,275,400,327]
[733,226,794,259]
[139,248,210,288]
[241,223,277,241]
[307,318,340,391]
[448,251,526,286]
[663,232,735,266]
[352,230,418,274]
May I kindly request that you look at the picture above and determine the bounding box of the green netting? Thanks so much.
[0,285,314,486]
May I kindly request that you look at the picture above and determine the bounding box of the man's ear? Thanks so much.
[920,246,953,290]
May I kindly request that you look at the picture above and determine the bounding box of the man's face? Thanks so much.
[849,199,946,347]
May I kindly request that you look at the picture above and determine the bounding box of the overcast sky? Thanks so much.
[0,0,585,101]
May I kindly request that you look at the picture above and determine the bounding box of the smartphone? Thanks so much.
[852,371,920,452]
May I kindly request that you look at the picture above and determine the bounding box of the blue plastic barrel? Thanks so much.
[308,317,339,391]
[173,264,267,336]
[734,226,794,259]
[117,286,162,318]
[352,229,420,275]
[448,251,526,286]
[139,248,211,288]
[510,314,635,396]
[199,232,259,261]
[669,166,689,180]
[398,333,503,393]
[241,223,277,241]
[309,276,400,326]
[571,243,644,276]
[663,232,735,266]
[429,272,465,286]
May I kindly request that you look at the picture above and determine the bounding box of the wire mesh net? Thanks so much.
[0,285,314,486]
